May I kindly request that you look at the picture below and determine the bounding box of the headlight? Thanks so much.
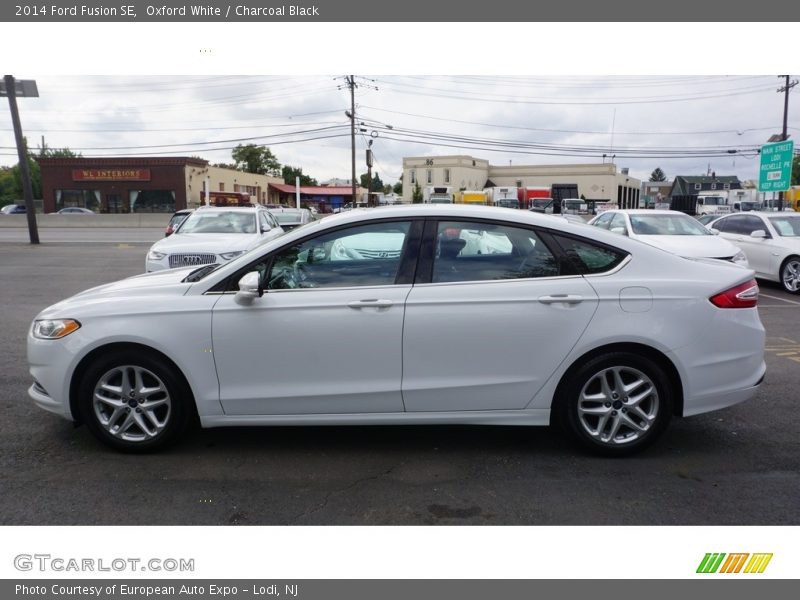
[147,250,167,261]
[220,250,245,260]
[32,319,81,340]
[732,250,749,267]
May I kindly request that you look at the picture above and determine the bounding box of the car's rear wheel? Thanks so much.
[77,350,192,452]
[556,352,673,456]
[780,256,800,294]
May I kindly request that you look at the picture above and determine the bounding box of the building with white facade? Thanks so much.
[402,155,642,207]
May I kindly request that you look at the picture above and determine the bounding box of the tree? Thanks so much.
[792,155,799,187]
[6,140,81,201]
[393,181,402,195]
[359,172,383,192]
[231,144,281,175]
[649,167,667,182]
[412,182,423,204]
[282,165,317,186]
[211,162,237,169]
[0,167,17,205]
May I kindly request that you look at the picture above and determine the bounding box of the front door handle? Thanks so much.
[538,294,583,305]
[347,299,394,309]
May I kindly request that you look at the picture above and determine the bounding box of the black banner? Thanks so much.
[4,0,800,22]
[3,580,799,600]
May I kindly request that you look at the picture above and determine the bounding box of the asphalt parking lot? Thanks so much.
[1,234,798,525]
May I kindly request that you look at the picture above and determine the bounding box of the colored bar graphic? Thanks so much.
[720,553,749,573]
[698,553,772,574]
[744,553,773,574]
[697,553,726,573]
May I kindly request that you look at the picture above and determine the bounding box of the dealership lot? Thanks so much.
[1,237,798,525]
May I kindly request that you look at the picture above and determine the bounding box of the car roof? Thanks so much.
[605,209,689,216]
[193,206,261,213]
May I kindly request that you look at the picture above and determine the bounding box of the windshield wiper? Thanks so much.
[182,264,220,283]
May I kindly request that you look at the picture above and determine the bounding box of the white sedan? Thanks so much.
[145,206,284,272]
[589,209,748,267]
[710,211,800,293]
[28,205,765,456]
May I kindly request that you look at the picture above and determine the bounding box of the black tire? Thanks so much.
[77,349,193,452]
[554,352,673,457]
[779,256,800,294]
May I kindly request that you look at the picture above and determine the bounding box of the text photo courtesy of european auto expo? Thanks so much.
[1,73,799,527]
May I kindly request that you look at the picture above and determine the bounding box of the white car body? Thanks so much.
[710,211,800,293]
[28,205,765,454]
[589,209,748,267]
[145,206,284,272]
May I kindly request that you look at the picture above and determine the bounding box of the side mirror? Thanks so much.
[234,271,262,306]
[610,226,628,236]
[709,228,720,235]
[750,230,767,239]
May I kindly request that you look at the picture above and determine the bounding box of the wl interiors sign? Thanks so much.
[758,140,794,192]
[72,169,151,181]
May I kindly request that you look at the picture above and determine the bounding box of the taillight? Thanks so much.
[709,279,759,308]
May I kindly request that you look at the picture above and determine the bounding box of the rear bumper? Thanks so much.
[682,361,766,417]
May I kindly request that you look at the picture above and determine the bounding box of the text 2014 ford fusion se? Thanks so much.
[28,205,766,455]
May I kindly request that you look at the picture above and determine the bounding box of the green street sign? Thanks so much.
[759,140,794,192]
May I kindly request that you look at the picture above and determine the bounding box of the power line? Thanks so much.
[359,106,794,137]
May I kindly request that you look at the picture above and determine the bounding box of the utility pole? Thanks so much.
[366,141,373,207]
[2,75,39,244]
[347,75,356,207]
[778,75,798,210]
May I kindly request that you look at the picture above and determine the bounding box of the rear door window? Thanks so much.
[430,221,560,283]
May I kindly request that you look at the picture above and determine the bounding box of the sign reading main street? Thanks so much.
[759,140,794,192]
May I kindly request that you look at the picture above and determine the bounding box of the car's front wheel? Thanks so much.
[555,352,673,456]
[77,350,192,452]
[780,256,800,294]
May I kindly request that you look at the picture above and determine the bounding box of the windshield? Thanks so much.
[768,216,800,237]
[272,211,303,224]
[629,214,710,236]
[702,196,725,206]
[178,211,256,234]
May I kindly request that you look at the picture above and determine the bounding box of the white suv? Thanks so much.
[145,206,284,272]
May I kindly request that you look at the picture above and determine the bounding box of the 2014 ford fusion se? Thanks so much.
[28,205,766,455]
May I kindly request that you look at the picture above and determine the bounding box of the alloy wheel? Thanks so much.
[92,365,172,442]
[577,365,659,446]
[782,259,800,293]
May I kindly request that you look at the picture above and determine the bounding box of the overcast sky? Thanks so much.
[2,74,798,186]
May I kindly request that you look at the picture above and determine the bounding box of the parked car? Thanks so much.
[709,212,800,293]
[164,208,194,237]
[145,206,284,272]
[589,209,748,267]
[55,207,95,215]
[1,203,27,214]
[28,205,765,455]
[265,206,314,231]
[695,214,722,227]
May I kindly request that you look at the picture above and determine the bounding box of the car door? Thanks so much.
[211,219,421,415]
[401,219,600,412]
[718,215,773,276]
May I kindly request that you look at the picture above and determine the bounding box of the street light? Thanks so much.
[1,75,39,244]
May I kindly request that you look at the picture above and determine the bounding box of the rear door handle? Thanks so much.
[347,299,394,309]
[538,294,583,305]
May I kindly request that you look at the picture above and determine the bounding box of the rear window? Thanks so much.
[550,233,629,274]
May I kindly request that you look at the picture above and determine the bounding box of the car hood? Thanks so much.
[35,268,197,319]
[149,232,260,254]
[636,235,741,259]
